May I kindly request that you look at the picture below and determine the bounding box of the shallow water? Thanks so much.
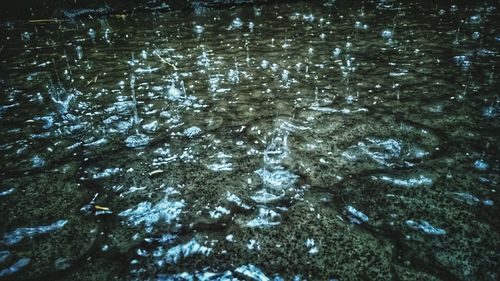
[0,0,499,280]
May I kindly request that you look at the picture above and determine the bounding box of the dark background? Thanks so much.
[0,0,275,20]
[0,0,479,21]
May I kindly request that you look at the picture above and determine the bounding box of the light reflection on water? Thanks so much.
[0,0,499,280]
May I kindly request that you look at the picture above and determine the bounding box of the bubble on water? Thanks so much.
[261,59,270,69]
[282,38,291,48]
[197,51,210,68]
[141,50,148,60]
[31,155,45,168]
[453,55,471,71]
[281,69,289,84]
[253,6,262,16]
[246,239,260,250]
[381,29,393,40]
[88,28,96,40]
[468,15,481,24]
[482,199,493,206]
[340,56,355,77]
[75,45,83,60]
[248,21,255,32]
[271,63,279,72]
[49,85,76,115]
[305,238,319,255]
[165,79,186,101]
[302,13,314,23]
[183,126,202,138]
[193,25,205,35]
[54,258,71,270]
[473,159,489,170]
[332,47,341,58]
[354,21,368,30]
[228,68,239,84]
[483,105,499,118]
[230,17,243,29]
[21,31,30,41]
[103,28,112,44]
[208,74,226,94]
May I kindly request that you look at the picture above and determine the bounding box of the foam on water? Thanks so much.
[1,220,68,246]
[119,188,185,229]
[250,188,285,203]
[91,167,122,179]
[157,264,275,281]
[183,126,202,138]
[406,220,446,235]
[209,206,231,219]
[342,138,409,167]
[346,205,369,224]
[451,192,481,205]
[473,159,489,171]
[246,207,281,228]
[49,85,76,116]
[377,174,433,188]
[235,264,271,281]
[305,238,319,255]
[255,168,298,191]
[125,134,151,148]
[0,251,10,263]
[163,239,212,264]
[0,258,30,278]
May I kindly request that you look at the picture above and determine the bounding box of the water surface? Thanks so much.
[0,1,499,280]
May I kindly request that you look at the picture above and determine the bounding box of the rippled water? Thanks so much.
[0,0,499,280]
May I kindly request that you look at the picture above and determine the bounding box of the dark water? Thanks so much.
[0,1,499,280]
